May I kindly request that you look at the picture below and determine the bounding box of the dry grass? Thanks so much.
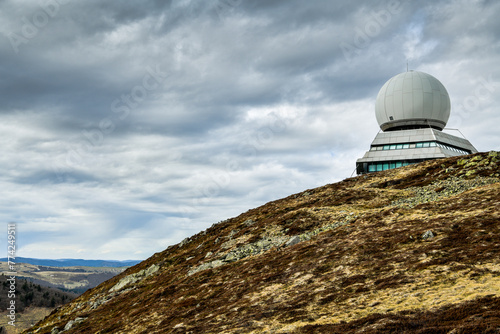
[0,307,52,334]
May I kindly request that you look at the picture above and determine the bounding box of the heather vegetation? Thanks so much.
[26,152,500,334]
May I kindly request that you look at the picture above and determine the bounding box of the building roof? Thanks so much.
[356,128,477,165]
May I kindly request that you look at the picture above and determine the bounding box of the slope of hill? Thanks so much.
[26,151,500,333]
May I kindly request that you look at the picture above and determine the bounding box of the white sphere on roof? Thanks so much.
[375,71,450,131]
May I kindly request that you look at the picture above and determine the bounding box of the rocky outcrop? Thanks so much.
[188,215,358,276]
[391,175,498,208]
[48,317,87,334]
[109,264,159,292]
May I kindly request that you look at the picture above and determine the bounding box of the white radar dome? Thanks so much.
[375,71,450,131]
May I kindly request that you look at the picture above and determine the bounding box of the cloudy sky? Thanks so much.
[1,0,499,260]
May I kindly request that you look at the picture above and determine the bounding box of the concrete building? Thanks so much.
[356,71,477,174]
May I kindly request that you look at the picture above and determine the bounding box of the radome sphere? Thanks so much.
[375,71,450,131]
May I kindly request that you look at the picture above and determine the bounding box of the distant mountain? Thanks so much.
[28,152,500,333]
[0,257,140,268]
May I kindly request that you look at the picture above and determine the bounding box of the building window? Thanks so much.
[366,160,420,173]
[369,141,470,154]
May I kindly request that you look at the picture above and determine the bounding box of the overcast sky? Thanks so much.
[1,0,499,260]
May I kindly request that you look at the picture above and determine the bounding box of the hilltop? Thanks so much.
[27,151,500,333]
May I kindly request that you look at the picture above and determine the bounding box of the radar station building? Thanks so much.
[356,71,477,174]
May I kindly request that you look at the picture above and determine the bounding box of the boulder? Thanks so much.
[285,236,301,247]
[422,230,435,240]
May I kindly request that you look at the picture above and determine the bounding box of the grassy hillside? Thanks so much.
[26,151,500,333]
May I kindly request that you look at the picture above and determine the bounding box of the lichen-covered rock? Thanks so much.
[422,230,435,240]
[286,236,301,247]
[243,219,256,226]
[391,176,498,208]
[109,264,159,292]
[63,317,86,331]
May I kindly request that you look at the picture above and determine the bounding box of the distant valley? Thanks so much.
[0,257,140,268]
[0,258,139,333]
[0,258,139,295]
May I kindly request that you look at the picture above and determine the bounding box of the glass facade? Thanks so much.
[367,161,413,172]
[435,142,470,155]
[370,141,470,155]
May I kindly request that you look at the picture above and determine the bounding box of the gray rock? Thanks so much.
[63,317,86,331]
[285,236,301,247]
[422,230,435,240]
[144,264,160,277]
[189,235,290,275]
[188,259,225,276]
[109,264,159,292]
[243,219,255,226]
[179,237,190,247]
[224,252,239,263]
[63,320,75,331]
